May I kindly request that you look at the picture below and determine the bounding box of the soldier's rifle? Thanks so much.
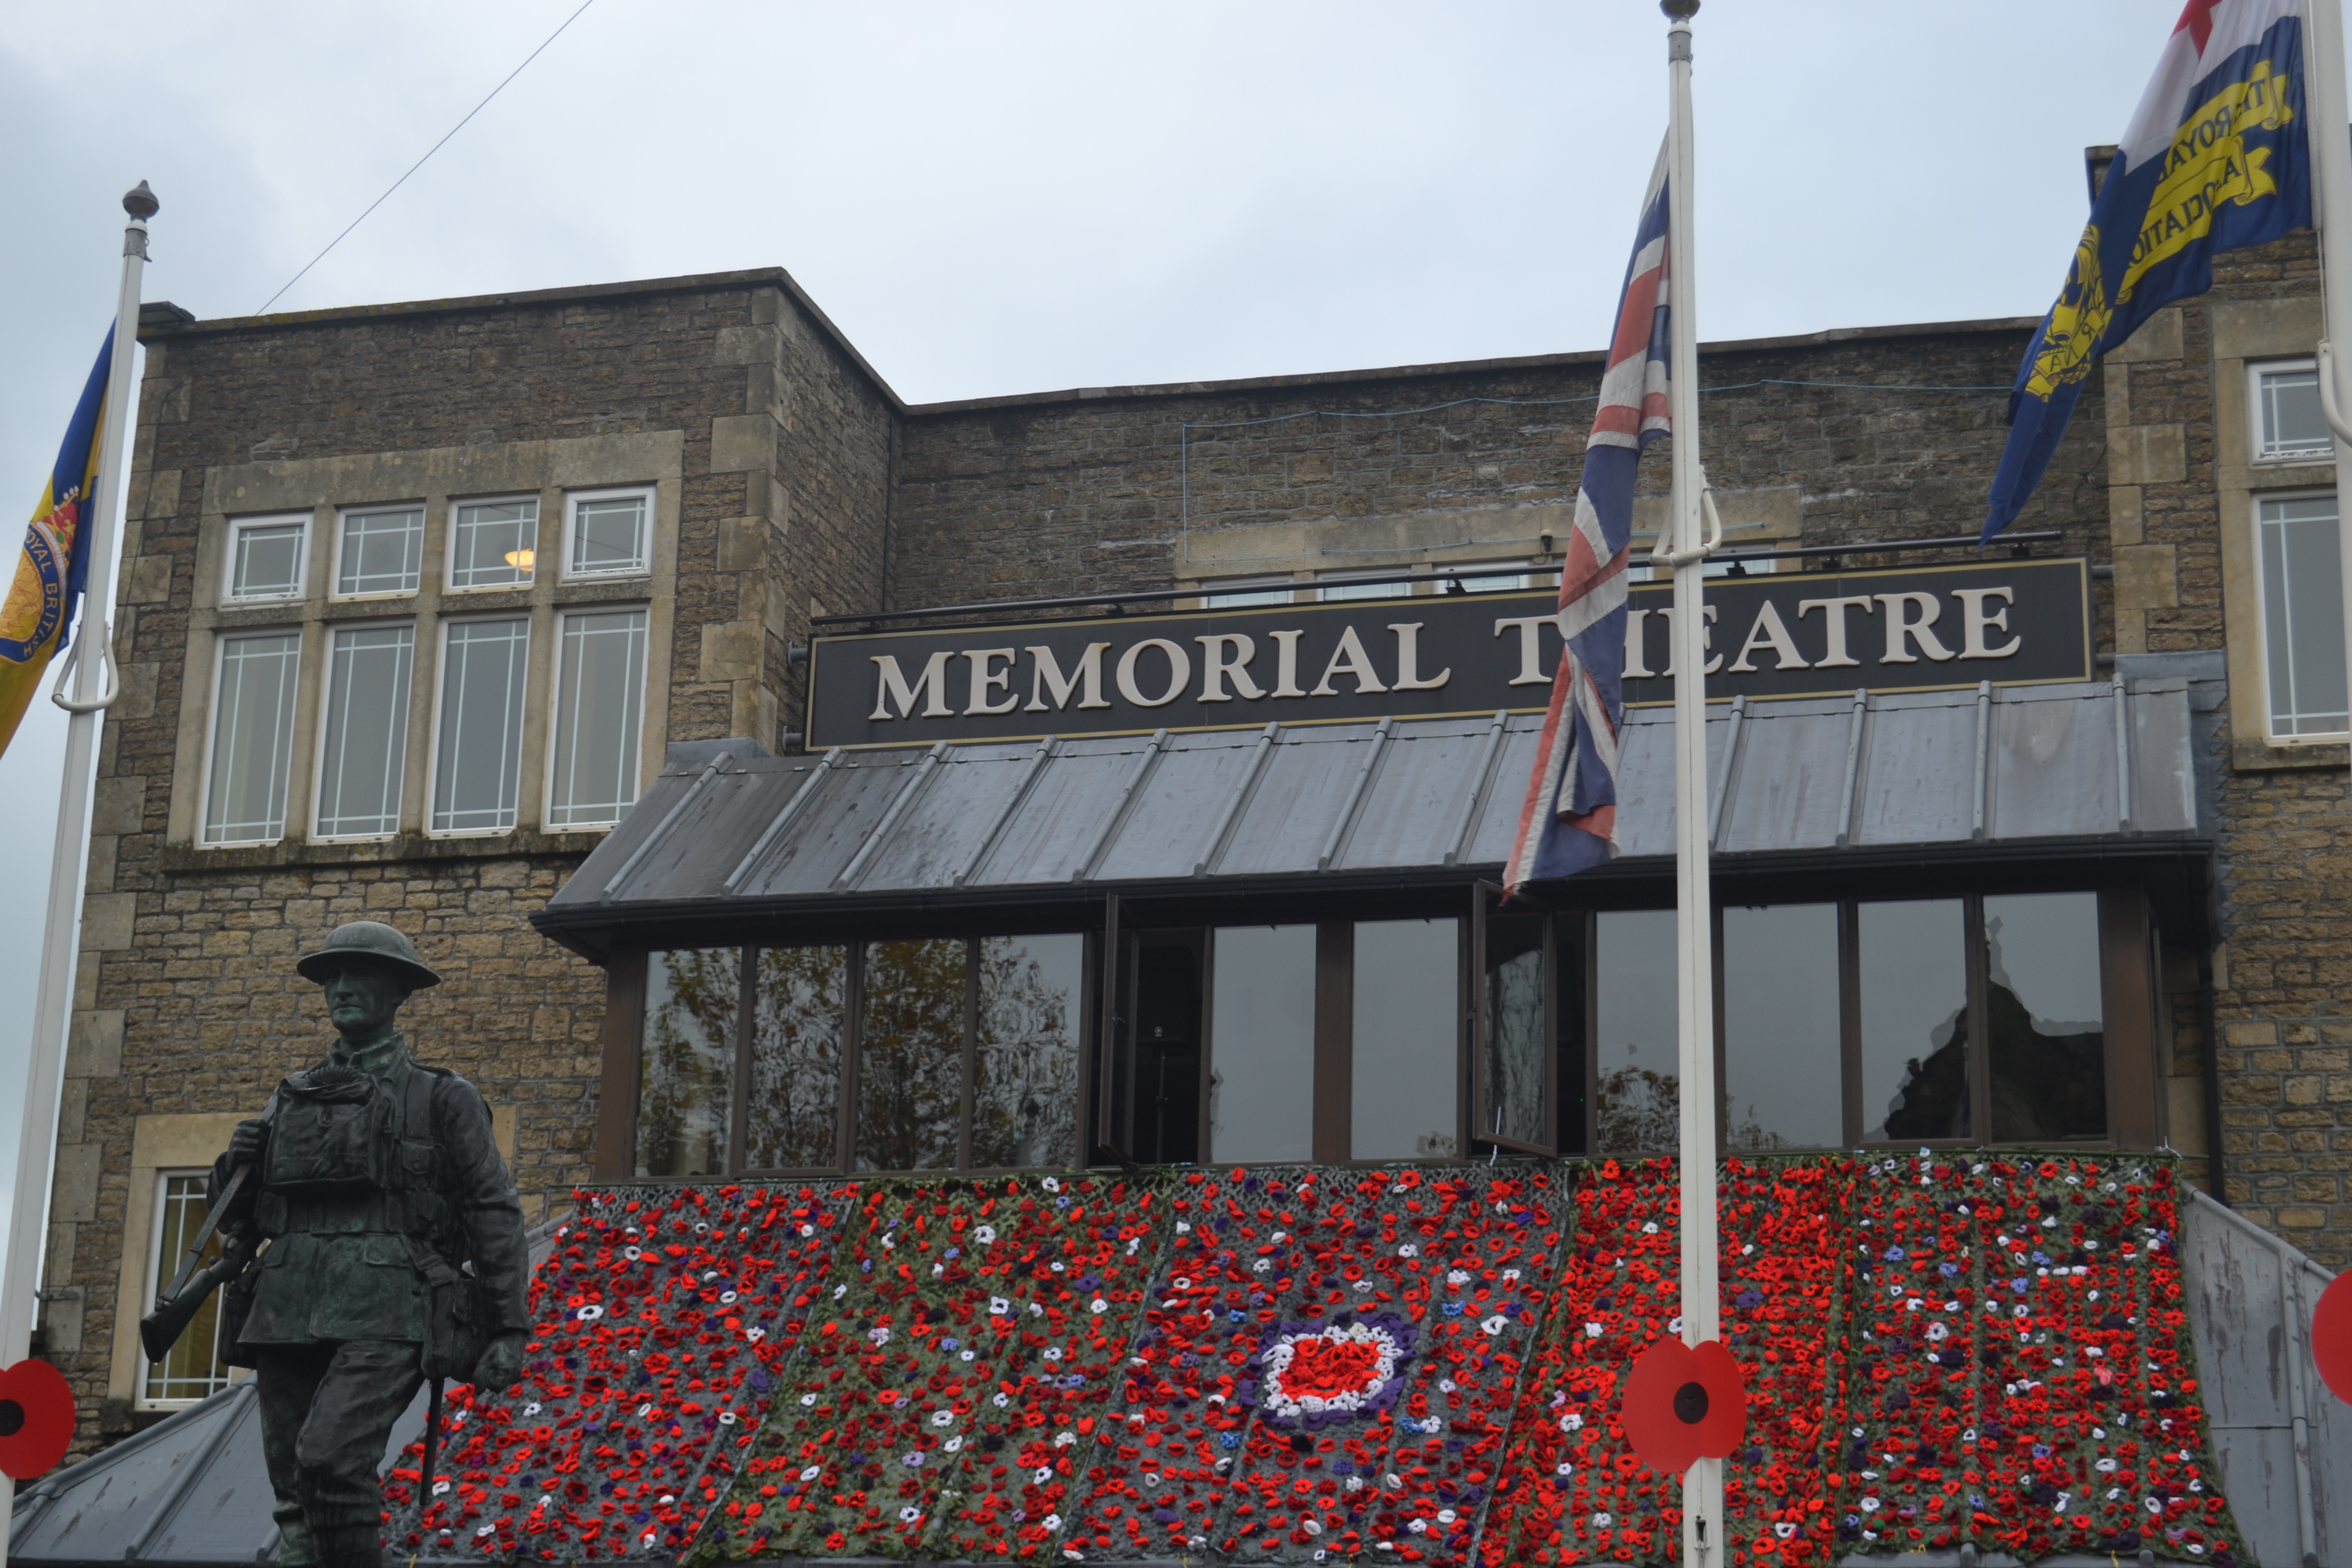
[137,1163,260,1366]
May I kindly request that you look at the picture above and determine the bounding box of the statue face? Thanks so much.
[320,961,411,1039]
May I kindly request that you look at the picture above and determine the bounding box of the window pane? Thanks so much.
[2258,495,2348,736]
[856,939,966,1171]
[450,499,537,590]
[1986,893,2108,1141]
[636,948,739,1178]
[748,945,846,1170]
[570,493,648,576]
[1860,900,1970,1141]
[316,625,413,838]
[2261,368,2331,458]
[1722,904,1841,1150]
[1595,910,1678,1155]
[337,507,423,595]
[229,521,305,599]
[1208,924,1316,1162]
[432,619,528,832]
[1202,581,1290,608]
[1481,913,1548,1148]
[203,631,300,844]
[144,1174,230,1403]
[1123,932,1203,1163]
[973,934,1084,1168]
[548,609,647,827]
[1353,919,1459,1160]
[1318,576,1399,601]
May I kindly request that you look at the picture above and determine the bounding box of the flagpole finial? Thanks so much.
[122,181,157,220]
[1661,0,1699,16]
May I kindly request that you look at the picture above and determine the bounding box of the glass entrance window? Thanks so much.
[1209,925,1317,1163]
[636,947,739,1178]
[1595,910,1679,1155]
[973,934,1084,1168]
[1721,903,1841,1150]
[1353,919,1459,1160]
[747,945,846,1170]
[1860,899,1969,1140]
[855,939,967,1171]
[1984,893,2107,1141]
[1480,913,1549,1150]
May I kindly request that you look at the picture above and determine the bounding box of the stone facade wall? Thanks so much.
[48,273,897,1448]
[889,322,2112,617]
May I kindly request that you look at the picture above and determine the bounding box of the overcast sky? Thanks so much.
[0,1,2283,1220]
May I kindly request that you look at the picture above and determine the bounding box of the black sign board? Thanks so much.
[806,556,2091,749]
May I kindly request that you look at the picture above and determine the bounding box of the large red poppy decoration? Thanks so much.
[1619,1337,1747,1476]
[2316,1270,2352,1405]
[0,1358,75,1480]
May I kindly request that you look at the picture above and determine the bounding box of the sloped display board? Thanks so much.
[381,1156,2245,1567]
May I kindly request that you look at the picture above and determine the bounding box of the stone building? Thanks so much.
[34,169,2347,1458]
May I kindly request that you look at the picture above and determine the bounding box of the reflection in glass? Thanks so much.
[748,945,845,1169]
[2258,494,2348,736]
[1986,893,2108,1140]
[1721,904,1842,1149]
[1353,919,1459,1160]
[637,948,738,1177]
[1124,933,1204,1163]
[1482,914,1548,1148]
[857,939,966,1170]
[1595,910,1678,1155]
[204,631,302,844]
[229,521,305,599]
[1208,925,1316,1163]
[337,507,423,596]
[432,618,528,832]
[1860,900,1969,1140]
[548,608,648,827]
[316,624,413,839]
[450,498,538,590]
[570,493,650,576]
[974,934,1084,1167]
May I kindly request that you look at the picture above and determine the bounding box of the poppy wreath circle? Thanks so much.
[1619,1337,1747,1476]
[1251,1314,1415,1425]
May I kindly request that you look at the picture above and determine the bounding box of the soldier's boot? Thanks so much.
[315,1524,381,1568]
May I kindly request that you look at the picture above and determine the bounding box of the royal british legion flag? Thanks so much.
[1505,141,1672,895]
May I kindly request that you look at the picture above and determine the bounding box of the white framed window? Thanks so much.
[222,514,309,603]
[2255,491,2349,739]
[201,629,301,845]
[314,623,415,840]
[448,496,538,592]
[563,487,653,579]
[141,1172,233,1406]
[430,617,530,835]
[333,504,424,598]
[547,606,648,828]
[1316,571,1407,602]
[2252,359,2332,462]
[1200,577,1294,608]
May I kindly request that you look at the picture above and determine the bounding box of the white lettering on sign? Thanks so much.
[871,651,954,720]
[1494,614,1559,685]
[1952,587,2022,658]
[965,648,1018,715]
[1726,600,1808,673]
[1875,592,1954,664]
[1268,629,1307,698]
[1195,633,1264,702]
[1656,605,1720,677]
[1116,639,1191,707]
[1796,595,1876,669]
[1024,642,1111,712]
[1388,623,1452,691]
[1311,626,1388,697]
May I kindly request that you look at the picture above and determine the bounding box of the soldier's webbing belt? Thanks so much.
[272,1068,442,1236]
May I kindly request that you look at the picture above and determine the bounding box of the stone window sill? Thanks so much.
[157,826,610,872]
[2228,736,2349,772]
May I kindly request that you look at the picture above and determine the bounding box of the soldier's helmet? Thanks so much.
[295,920,442,990]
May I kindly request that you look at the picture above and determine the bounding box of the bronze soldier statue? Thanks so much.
[207,922,531,1568]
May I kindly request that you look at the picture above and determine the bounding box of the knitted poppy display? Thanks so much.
[372,1154,2248,1567]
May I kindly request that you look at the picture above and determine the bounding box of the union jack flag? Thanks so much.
[1505,139,1670,894]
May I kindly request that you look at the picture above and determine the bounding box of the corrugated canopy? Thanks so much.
[536,675,2208,953]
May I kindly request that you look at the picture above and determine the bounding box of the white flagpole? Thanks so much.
[0,182,152,1561]
[2302,3,2352,781]
[1660,4,1724,1566]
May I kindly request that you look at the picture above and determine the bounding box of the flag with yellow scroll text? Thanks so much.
[0,329,114,758]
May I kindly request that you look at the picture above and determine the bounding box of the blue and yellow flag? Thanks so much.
[1986,0,2312,540]
[0,328,114,758]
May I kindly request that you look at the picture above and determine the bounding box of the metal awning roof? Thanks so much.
[535,675,2207,952]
